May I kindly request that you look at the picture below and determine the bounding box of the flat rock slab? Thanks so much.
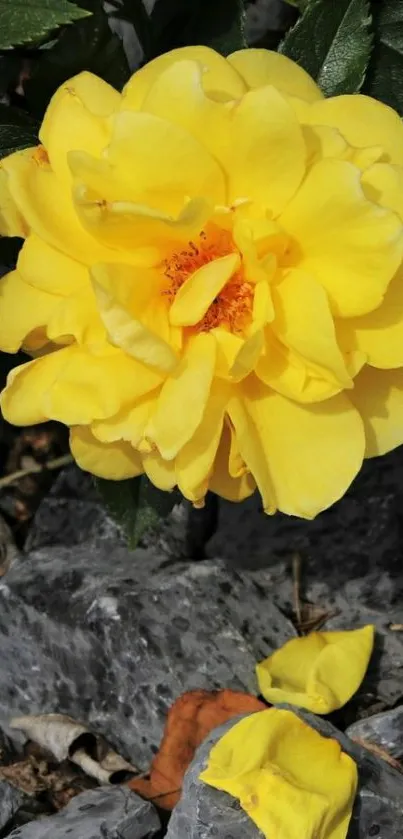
[0,544,295,767]
[166,708,403,839]
[7,787,160,839]
[347,706,403,761]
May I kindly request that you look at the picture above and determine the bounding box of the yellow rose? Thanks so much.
[1,47,403,518]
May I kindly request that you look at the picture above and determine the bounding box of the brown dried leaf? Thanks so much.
[128,689,267,809]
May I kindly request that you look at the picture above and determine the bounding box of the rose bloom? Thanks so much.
[1,47,403,518]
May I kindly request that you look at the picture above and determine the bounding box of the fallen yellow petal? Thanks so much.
[256,625,375,713]
[200,708,357,839]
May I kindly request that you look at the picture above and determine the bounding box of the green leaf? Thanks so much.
[25,0,130,118]
[364,0,403,115]
[150,0,246,57]
[0,0,90,49]
[280,0,373,96]
[95,475,180,549]
[0,104,39,158]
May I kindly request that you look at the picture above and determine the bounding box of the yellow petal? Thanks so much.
[176,380,231,503]
[91,264,177,373]
[302,124,348,165]
[349,366,403,457]
[39,72,119,183]
[121,46,246,111]
[336,265,403,369]
[92,391,158,445]
[214,328,244,379]
[70,425,143,479]
[209,422,256,502]
[362,162,403,222]
[229,86,306,216]
[228,49,323,102]
[200,708,357,839]
[257,625,374,714]
[234,375,365,518]
[279,159,403,317]
[142,60,232,164]
[169,253,240,327]
[1,344,161,426]
[142,450,177,491]
[0,270,61,352]
[106,110,226,213]
[73,178,210,253]
[1,148,129,266]
[146,333,216,459]
[230,329,264,380]
[17,234,88,295]
[227,392,277,514]
[305,95,403,164]
[0,165,29,237]
[272,269,352,387]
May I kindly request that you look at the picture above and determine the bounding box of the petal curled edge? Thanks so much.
[145,333,216,460]
[350,366,403,457]
[39,72,120,183]
[279,159,403,317]
[231,375,365,519]
[121,46,246,111]
[0,345,162,426]
[209,422,256,502]
[228,49,323,102]
[70,426,143,479]
[304,95,403,165]
[229,85,306,217]
[336,265,403,369]
[176,380,232,504]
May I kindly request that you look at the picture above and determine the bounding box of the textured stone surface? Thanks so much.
[24,467,125,552]
[166,708,403,839]
[0,540,294,767]
[209,450,403,717]
[347,706,403,761]
[0,781,25,833]
[7,787,160,839]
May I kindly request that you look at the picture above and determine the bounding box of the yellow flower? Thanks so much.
[256,625,374,713]
[200,708,358,839]
[1,47,403,517]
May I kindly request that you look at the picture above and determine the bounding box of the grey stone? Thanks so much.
[7,786,160,839]
[347,706,403,761]
[0,780,25,833]
[24,466,125,552]
[0,542,295,767]
[166,708,403,839]
[208,450,403,717]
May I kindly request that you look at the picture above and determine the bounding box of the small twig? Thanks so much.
[0,454,73,490]
[352,737,403,773]
[389,624,403,632]
[292,553,302,629]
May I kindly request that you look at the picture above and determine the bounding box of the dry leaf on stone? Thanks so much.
[128,689,267,809]
[10,714,138,784]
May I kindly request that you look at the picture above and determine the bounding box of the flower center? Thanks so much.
[163,225,254,334]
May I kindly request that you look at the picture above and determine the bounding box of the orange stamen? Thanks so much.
[163,225,253,335]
